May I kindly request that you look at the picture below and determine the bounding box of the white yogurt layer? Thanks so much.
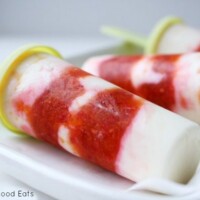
[173,53,200,124]
[116,101,200,183]
[4,53,71,136]
[58,125,79,156]
[158,24,200,54]
[131,57,164,88]
[69,75,117,113]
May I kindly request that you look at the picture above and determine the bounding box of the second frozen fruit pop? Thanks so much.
[102,16,200,54]
[1,45,200,183]
[83,53,200,124]
[152,17,200,54]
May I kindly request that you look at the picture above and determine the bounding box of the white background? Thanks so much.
[0,0,200,36]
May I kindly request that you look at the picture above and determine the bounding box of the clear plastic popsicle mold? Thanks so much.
[0,44,62,134]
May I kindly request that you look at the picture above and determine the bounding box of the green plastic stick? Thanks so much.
[101,26,147,47]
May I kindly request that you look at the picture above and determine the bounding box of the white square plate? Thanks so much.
[0,44,200,200]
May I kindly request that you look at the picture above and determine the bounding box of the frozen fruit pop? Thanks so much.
[1,45,200,183]
[102,16,200,54]
[152,17,200,54]
[83,53,200,124]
